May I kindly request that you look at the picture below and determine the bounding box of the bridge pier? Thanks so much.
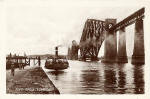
[68,40,79,60]
[117,27,128,63]
[132,18,145,65]
[67,47,71,60]
[102,19,117,63]
[71,45,79,60]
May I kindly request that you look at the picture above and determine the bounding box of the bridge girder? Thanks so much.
[109,7,145,32]
[79,19,105,61]
[79,7,145,63]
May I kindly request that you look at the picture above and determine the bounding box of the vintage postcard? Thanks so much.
[2,0,150,99]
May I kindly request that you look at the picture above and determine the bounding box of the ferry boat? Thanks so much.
[45,57,69,70]
[44,46,69,70]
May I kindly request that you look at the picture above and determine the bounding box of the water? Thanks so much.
[41,60,144,94]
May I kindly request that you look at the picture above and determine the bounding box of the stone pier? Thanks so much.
[68,40,79,60]
[132,18,145,65]
[102,19,117,63]
[117,27,128,63]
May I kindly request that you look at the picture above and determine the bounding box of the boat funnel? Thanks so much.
[55,47,58,57]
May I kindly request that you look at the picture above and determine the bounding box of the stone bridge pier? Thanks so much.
[132,18,145,65]
[102,19,117,63]
[117,27,128,63]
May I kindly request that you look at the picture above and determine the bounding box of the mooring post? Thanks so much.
[117,27,128,63]
[33,58,35,65]
[25,58,26,65]
[132,18,145,65]
[29,58,30,66]
[102,19,117,63]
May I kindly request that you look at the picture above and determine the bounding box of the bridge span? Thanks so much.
[68,8,145,65]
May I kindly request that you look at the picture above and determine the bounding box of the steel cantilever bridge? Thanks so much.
[69,7,145,65]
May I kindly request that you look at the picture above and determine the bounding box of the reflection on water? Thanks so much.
[133,65,144,94]
[47,71,65,80]
[42,60,144,94]
[104,64,117,94]
[118,64,126,94]
[48,71,65,76]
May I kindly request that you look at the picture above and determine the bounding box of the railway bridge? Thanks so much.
[77,7,145,64]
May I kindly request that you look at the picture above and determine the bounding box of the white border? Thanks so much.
[1,0,150,99]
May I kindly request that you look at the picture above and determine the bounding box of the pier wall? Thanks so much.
[6,66,60,94]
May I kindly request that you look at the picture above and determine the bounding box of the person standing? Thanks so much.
[11,62,15,76]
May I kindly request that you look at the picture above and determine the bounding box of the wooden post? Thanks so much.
[29,58,30,66]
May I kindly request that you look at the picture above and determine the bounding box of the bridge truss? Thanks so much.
[79,7,145,62]
[79,19,105,61]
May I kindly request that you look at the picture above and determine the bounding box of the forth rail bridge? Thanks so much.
[6,7,145,94]
[68,7,145,65]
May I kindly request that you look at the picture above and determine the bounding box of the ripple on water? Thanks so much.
[40,60,144,94]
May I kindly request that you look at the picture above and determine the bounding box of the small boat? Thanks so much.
[45,57,69,70]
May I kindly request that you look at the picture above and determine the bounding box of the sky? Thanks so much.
[5,0,145,56]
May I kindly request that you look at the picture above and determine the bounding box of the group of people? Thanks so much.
[18,59,25,70]
[18,64,25,70]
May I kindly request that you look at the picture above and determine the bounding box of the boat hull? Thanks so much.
[45,62,69,70]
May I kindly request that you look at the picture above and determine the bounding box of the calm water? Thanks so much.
[41,60,144,94]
